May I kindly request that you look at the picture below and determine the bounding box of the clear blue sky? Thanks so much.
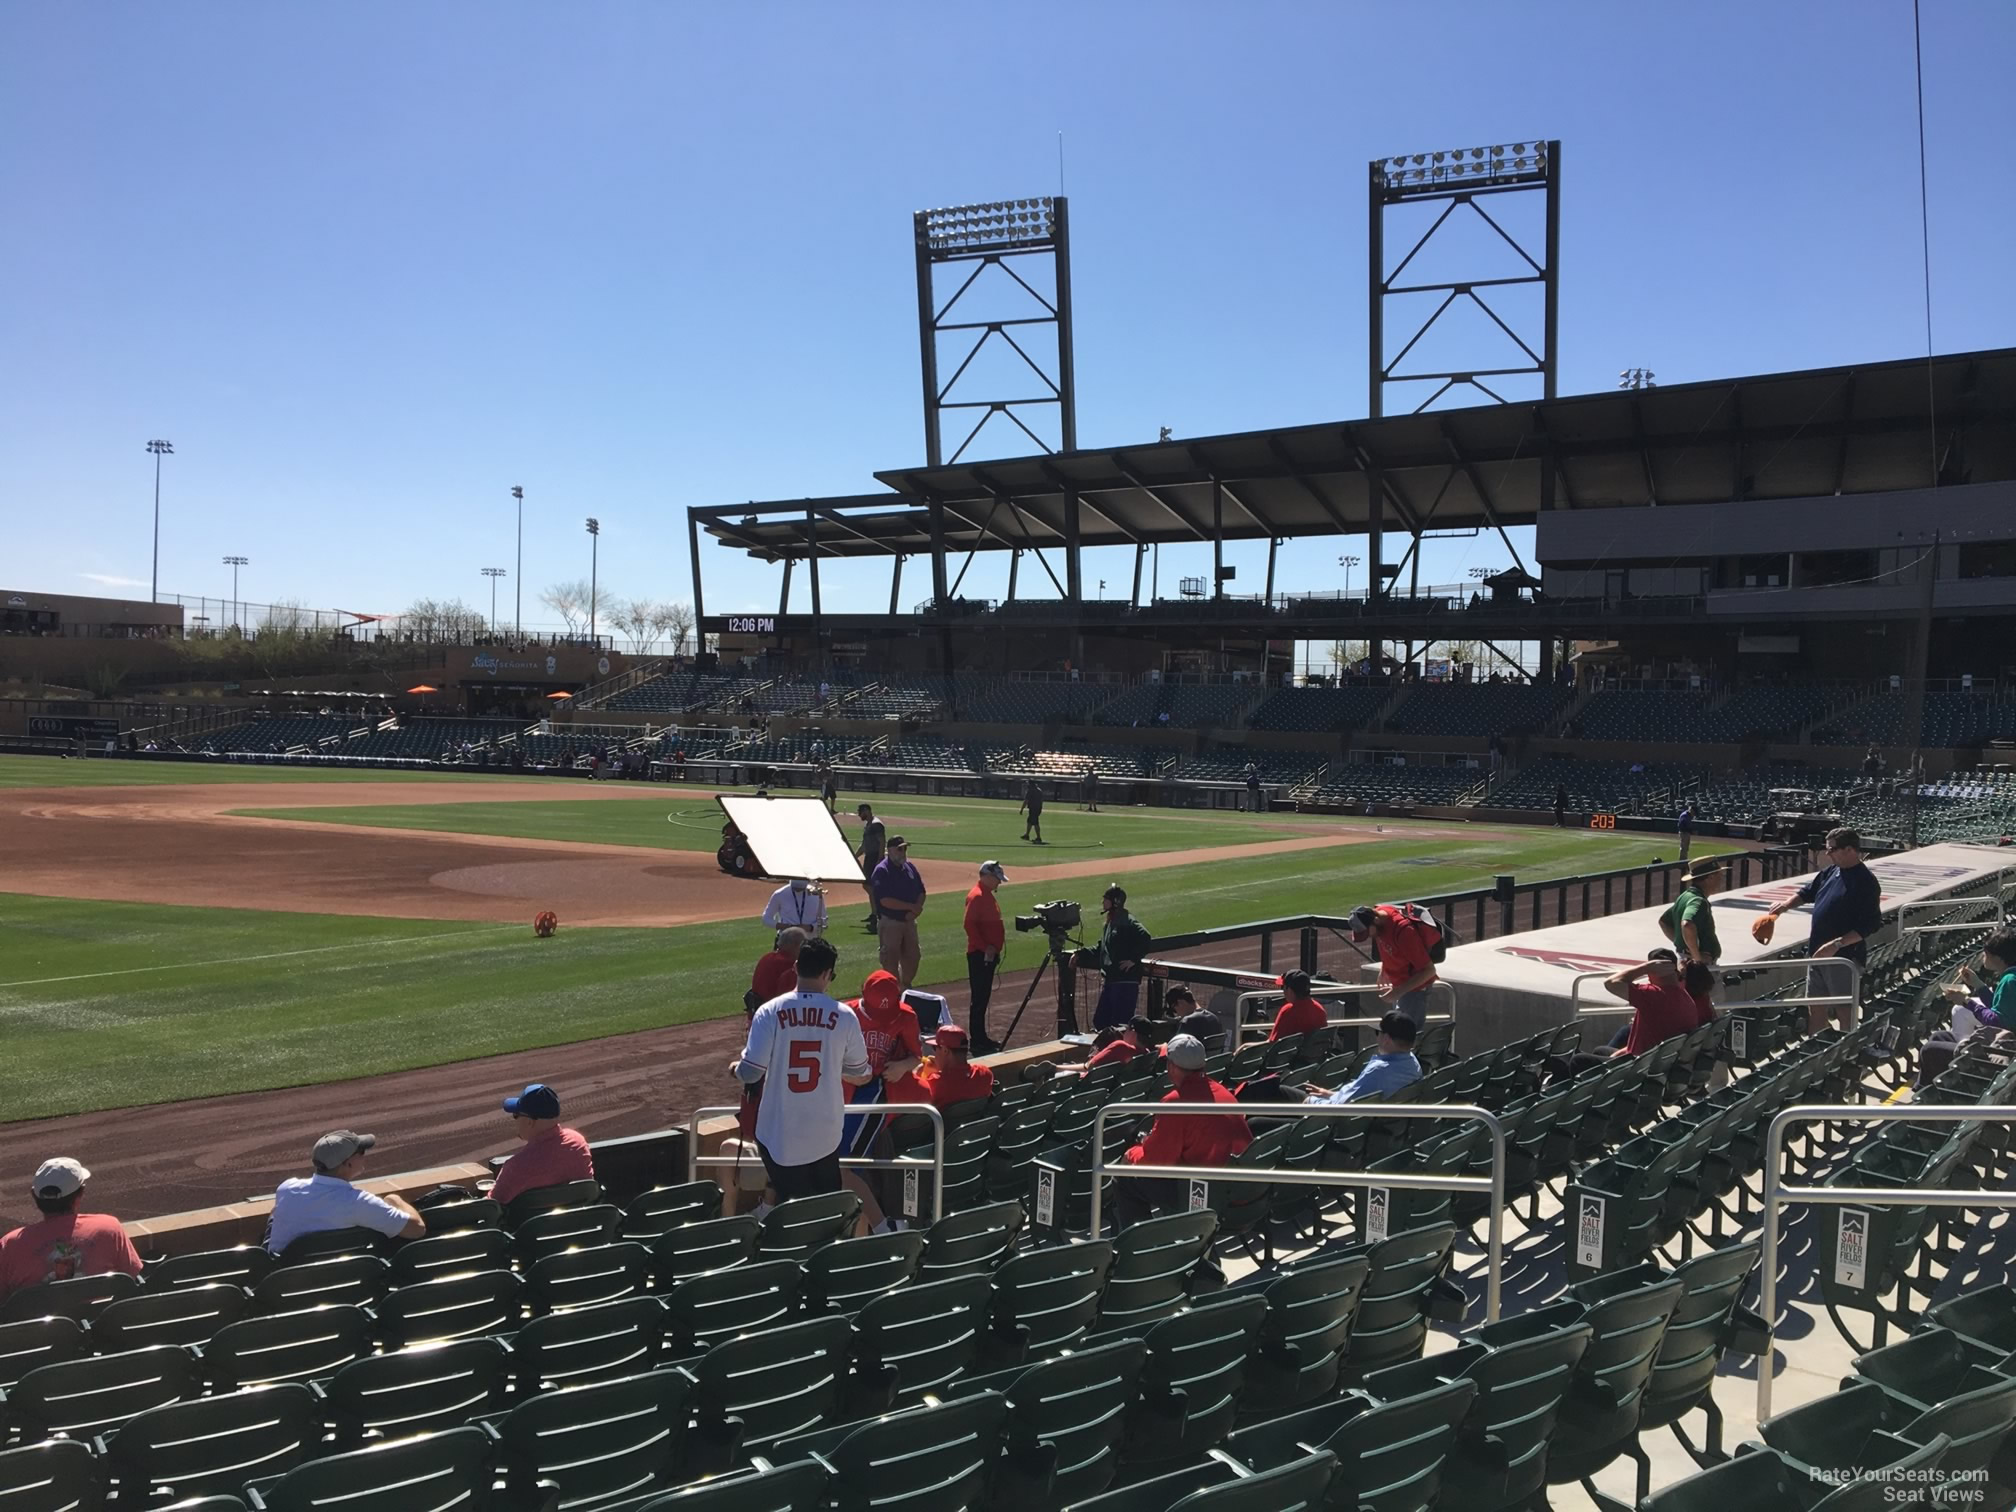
[4,1,2012,655]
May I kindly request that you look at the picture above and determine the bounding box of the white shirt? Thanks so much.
[762,884,827,934]
[738,990,869,1166]
[267,1173,411,1255]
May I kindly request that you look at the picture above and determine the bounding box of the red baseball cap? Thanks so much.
[934,1024,971,1050]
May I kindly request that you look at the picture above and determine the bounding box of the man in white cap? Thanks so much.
[762,876,827,940]
[0,1157,143,1305]
[963,860,1010,1053]
[266,1130,427,1255]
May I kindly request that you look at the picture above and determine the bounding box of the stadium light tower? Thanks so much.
[146,440,174,602]
[222,555,248,631]
[1338,553,1361,598]
[481,566,506,628]
[585,518,600,642]
[1618,368,1657,390]
[510,486,524,634]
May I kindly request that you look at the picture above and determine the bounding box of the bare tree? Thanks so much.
[1328,640,1371,677]
[650,601,695,656]
[540,580,589,635]
[612,598,657,652]
[398,597,486,644]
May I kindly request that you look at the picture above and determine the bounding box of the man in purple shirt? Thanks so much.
[871,835,926,988]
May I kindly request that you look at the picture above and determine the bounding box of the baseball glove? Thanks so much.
[534,911,559,938]
[1750,914,1776,945]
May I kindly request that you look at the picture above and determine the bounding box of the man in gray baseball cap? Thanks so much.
[266,1129,425,1256]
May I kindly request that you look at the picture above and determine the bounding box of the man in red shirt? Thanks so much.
[749,928,807,1013]
[489,1084,597,1207]
[1554,949,1701,1085]
[1113,1034,1251,1229]
[1348,905,1439,1024]
[918,1023,996,1109]
[963,861,1009,1054]
[1088,1016,1152,1069]
[0,1158,142,1306]
[1268,969,1330,1043]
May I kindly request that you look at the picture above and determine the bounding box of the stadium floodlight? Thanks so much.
[917,197,1059,253]
[222,555,248,631]
[510,486,525,634]
[1374,141,1551,196]
[146,439,174,603]
[482,566,506,627]
[585,518,601,643]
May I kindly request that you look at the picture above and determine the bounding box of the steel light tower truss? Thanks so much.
[1369,141,1560,417]
[914,196,1077,466]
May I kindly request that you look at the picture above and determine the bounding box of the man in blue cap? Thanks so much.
[490,1083,595,1206]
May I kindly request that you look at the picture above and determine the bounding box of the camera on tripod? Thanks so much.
[1014,899,1082,936]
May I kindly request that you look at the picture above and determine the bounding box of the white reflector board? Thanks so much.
[717,794,865,884]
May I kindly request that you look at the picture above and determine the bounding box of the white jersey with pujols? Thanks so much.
[740,989,869,1166]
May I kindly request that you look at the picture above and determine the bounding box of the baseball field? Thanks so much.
[0,755,1668,1215]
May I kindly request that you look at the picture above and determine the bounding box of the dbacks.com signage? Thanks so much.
[445,647,620,684]
[470,652,560,678]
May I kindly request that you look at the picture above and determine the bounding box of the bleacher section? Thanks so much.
[1817,689,2016,748]
[1170,750,1327,786]
[1306,760,1481,807]
[1384,681,1568,737]
[958,677,1113,723]
[1578,686,1847,744]
[1093,682,1259,729]
[344,718,522,761]
[980,744,1161,779]
[861,737,979,772]
[1248,685,1390,732]
[841,679,951,720]
[192,716,359,754]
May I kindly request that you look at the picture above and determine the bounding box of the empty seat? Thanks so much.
[5,1342,199,1440]
[653,1216,761,1286]
[375,1268,525,1347]
[503,1180,606,1230]
[663,1259,802,1359]
[1758,1375,2016,1506]
[620,1460,830,1512]
[196,1305,373,1390]
[1223,1376,1477,1512]
[525,1241,653,1315]
[0,1271,141,1325]
[949,1335,1146,1506]
[94,1282,250,1352]
[800,1231,923,1315]
[1222,1252,1371,1411]
[1543,1275,1686,1504]
[492,1367,694,1509]
[1123,1295,1267,1468]
[1094,1211,1218,1337]
[102,1382,322,1502]
[386,1228,513,1287]
[0,1438,105,1510]
[918,1202,1024,1282]
[619,1183,725,1242]
[1341,1225,1461,1383]
[756,1194,862,1265]
[770,1392,1011,1512]
[0,1315,89,1391]
[1639,1433,1951,1512]
[513,1205,622,1267]
[850,1275,992,1410]
[508,1296,667,1393]
[1062,1448,1339,1512]
[145,1247,275,1293]
[320,1337,512,1445]
[689,1316,863,1456]
[251,1254,389,1316]
[242,1423,502,1511]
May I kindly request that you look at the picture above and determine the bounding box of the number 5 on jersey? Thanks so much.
[786,1039,823,1093]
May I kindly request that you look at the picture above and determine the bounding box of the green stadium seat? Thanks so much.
[376,1268,526,1347]
[250,1254,390,1316]
[800,1231,923,1315]
[618,1183,725,1243]
[1361,1310,1593,1512]
[1540,1274,1686,1505]
[663,1260,802,1359]
[503,1179,605,1230]
[932,1112,1000,1213]
[1202,1123,1291,1267]
[849,1274,992,1409]
[1758,1376,2016,1505]
[493,1367,694,1510]
[386,1227,513,1286]
[923,1201,1032,1282]
[508,1296,668,1393]
[1066,1449,1338,1512]
[93,1282,250,1352]
[0,1316,88,1392]
[1639,1434,1951,1512]
[982,1238,1113,1368]
[0,1437,105,1510]
[514,1205,623,1267]
[620,1460,828,1512]
[242,1424,513,1512]
[144,1247,275,1293]
[1924,1284,2016,1355]
[273,1228,389,1268]
[1848,1327,2015,1415]
[98,1382,322,1501]
[1121,1294,1266,1467]
[1094,1211,1218,1335]
[769,1391,1010,1512]
[1339,1224,1462,1384]
[654,1216,762,1286]
[525,1241,653,1315]
[0,1271,141,1325]
[688,1315,866,1457]
[756,1194,862,1265]
[948,1335,1146,1506]
[413,1197,503,1234]
[321,1336,512,1445]
[1222,1377,1476,1512]
[195,1304,373,1390]
[985,1104,1058,1205]
[1222,1251,1370,1411]
[3,1342,198,1440]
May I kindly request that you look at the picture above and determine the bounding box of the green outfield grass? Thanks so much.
[230,792,1374,861]
[0,823,1659,1120]
[0,755,496,789]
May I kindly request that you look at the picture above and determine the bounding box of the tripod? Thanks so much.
[999,932,1083,1044]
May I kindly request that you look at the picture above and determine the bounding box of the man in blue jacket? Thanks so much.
[1756,826,1883,1031]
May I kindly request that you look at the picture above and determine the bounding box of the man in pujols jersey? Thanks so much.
[732,935,873,1203]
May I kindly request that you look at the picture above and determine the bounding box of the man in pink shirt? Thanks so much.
[489,1084,596,1207]
[0,1157,142,1305]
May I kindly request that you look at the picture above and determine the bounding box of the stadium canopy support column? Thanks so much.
[777,559,794,615]
[1537,636,1555,682]
[1064,487,1084,603]
[1007,548,1020,602]
[1212,480,1224,599]
[687,513,707,632]
[805,508,823,665]
[888,553,904,615]
[1130,543,1145,607]
[927,495,950,606]
[1366,454,1385,671]
[1264,536,1278,608]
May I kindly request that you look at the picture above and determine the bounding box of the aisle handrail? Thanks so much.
[684,1102,947,1224]
[1566,958,1861,1022]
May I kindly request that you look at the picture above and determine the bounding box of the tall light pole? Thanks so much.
[585,518,600,643]
[510,486,524,634]
[222,555,248,631]
[147,440,174,602]
[482,567,506,629]
[1338,553,1361,598]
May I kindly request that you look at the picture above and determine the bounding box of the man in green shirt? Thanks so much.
[1660,864,1723,967]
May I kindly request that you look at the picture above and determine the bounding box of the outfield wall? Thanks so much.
[1434,842,2015,1050]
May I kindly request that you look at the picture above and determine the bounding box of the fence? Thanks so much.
[1083,1100,1509,1321]
[684,1102,948,1225]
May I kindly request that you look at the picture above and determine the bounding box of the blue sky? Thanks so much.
[4,1,2013,655]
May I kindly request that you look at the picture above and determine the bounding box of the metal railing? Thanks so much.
[1085,1100,1508,1321]
[1231,984,1459,1048]
[1566,959,1862,1031]
[684,1102,948,1224]
[1757,1102,2016,1418]
[1898,898,2003,953]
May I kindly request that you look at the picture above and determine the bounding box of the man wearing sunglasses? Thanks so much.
[1755,826,1882,1031]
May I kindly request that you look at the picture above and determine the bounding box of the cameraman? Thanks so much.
[1076,884,1153,1030]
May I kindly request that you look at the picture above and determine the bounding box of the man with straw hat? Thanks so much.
[1660,860,1723,970]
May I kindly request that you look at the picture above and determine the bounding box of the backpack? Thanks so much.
[1397,902,1453,964]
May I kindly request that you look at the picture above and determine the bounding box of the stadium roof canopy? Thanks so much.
[695,347,2016,562]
